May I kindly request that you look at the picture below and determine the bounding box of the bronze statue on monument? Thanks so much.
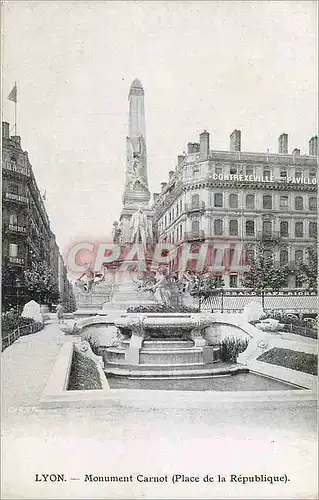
[129,206,149,246]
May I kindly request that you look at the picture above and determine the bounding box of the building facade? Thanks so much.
[2,121,72,309]
[152,130,318,288]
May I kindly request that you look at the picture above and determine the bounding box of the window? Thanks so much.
[309,222,317,238]
[246,248,255,264]
[192,194,199,208]
[246,220,255,236]
[246,167,253,176]
[214,193,223,207]
[295,171,302,179]
[9,243,18,257]
[214,219,223,236]
[263,221,272,235]
[280,250,288,266]
[263,169,271,179]
[193,166,200,177]
[263,250,273,262]
[295,222,303,237]
[180,199,183,213]
[229,275,238,288]
[9,183,19,194]
[295,276,303,288]
[280,170,287,179]
[176,204,179,217]
[309,197,317,211]
[295,196,303,210]
[280,221,289,237]
[230,165,237,175]
[309,171,317,181]
[191,219,200,234]
[229,194,238,208]
[9,213,18,225]
[229,220,238,236]
[246,194,255,209]
[280,195,289,209]
[164,215,167,227]
[215,166,222,175]
[263,195,272,209]
[295,250,303,263]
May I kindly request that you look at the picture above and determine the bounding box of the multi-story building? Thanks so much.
[2,121,72,309]
[152,130,318,288]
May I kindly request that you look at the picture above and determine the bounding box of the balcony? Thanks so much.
[4,224,28,235]
[2,161,31,177]
[257,231,280,242]
[183,230,205,242]
[8,256,25,266]
[185,201,206,214]
[4,192,29,204]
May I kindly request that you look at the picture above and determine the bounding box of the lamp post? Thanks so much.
[16,277,22,313]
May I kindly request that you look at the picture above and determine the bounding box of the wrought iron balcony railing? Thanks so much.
[183,230,205,242]
[4,192,29,204]
[4,224,28,235]
[257,231,280,241]
[8,256,25,265]
[2,161,31,177]
[185,201,206,214]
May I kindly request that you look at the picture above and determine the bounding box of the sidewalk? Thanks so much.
[1,320,317,500]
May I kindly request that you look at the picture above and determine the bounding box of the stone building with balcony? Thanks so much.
[152,129,318,288]
[2,121,71,309]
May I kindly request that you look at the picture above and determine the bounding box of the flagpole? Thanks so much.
[14,81,17,135]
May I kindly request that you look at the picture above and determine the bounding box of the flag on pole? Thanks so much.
[8,84,17,103]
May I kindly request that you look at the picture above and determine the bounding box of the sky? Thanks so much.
[2,1,318,258]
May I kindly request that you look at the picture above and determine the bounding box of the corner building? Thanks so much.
[152,130,318,288]
[2,121,71,308]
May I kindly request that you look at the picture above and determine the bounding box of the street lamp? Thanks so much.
[16,277,22,313]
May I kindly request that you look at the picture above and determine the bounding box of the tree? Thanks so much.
[23,261,60,305]
[242,242,292,306]
[294,240,318,291]
[186,272,224,312]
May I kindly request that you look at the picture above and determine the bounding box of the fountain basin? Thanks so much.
[103,313,223,378]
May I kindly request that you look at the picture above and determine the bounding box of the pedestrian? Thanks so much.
[56,303,64,323]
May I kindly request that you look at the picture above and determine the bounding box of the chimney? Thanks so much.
[199,130,210,158]
[278,133,288,154]
[153,193,159,203]
[177,154,185,166]
[309,136,318,156]
[187,142,200,154]
[161,182,167,192]
[168,170,175,181]
[2,122,9,139]
[230,129,241,152]
[11,136,21,147]
[292,148,300,155]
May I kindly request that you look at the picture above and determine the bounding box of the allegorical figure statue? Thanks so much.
[129,206,148,245]
[126,136,148,191]
[153,267,171,307]
[112,221,122,244]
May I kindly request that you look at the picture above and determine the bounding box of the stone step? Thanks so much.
[120,340,195,349]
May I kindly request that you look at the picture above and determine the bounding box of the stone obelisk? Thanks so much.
[119,79,153,244]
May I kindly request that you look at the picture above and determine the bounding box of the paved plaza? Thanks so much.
[1,320,317,499]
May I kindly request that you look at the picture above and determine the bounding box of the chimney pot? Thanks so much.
[230,129,241,152]
[278,133,288,154]
[2,122,10,139]
[309,136,318,156]
[199,130,210,158]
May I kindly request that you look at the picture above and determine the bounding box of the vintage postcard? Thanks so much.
[1,1,317,499]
